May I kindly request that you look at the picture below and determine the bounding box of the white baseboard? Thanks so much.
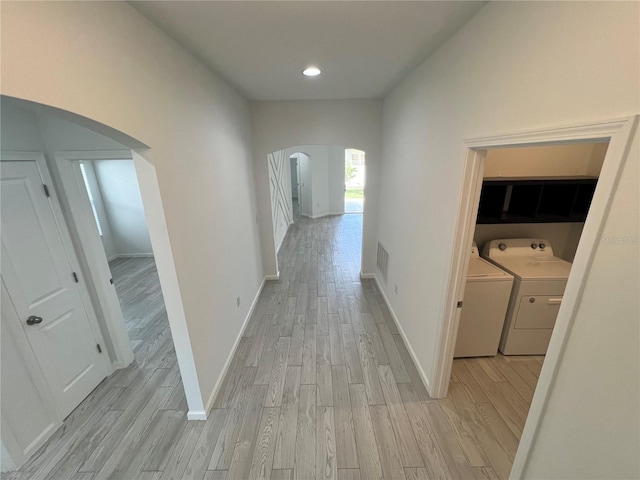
[310,212,344,220]
[360,272,375,280]
[111,358,134,371]
[372,275,431,392]
[264,273,280,281]
[186,410,207,421]
[109,253,154,261]
[201,276,267,416]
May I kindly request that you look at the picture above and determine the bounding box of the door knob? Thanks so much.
[26,315,43,325]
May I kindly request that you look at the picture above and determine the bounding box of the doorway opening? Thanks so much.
[74,158,171,357]
[432,115,637,478]
[1,98,197,471]
[345,148,365,214]
[267,145,367,278]
[444,141,607,473]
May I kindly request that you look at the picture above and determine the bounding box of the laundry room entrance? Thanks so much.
[448,141,607,469]
[430,115,637,479]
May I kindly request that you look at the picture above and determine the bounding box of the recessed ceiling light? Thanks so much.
[302,66,321,77]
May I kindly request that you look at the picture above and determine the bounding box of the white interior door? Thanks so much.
[1,158,109,419]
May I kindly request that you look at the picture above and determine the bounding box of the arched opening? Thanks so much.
[344,148,365,214]
[267,145,367,279]
[1,96,203,469]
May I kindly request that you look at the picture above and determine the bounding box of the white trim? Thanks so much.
[132,150,205,421]
[186,411,208,421]
[1,151,113,377]
[464,119,628,148]
[52,151,135,370]
[430,148,485,398]
[429,116,638,479]
[359,272,376,280]
[264,273,280,281]
[372,275,431,391]
[201,276,268,417]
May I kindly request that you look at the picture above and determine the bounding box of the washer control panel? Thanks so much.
[482,238,554,258]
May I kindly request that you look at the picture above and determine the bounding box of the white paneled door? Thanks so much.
[1,158,109,419]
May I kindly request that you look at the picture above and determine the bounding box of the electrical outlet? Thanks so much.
[236,296,241,307]
[394,284,398,294]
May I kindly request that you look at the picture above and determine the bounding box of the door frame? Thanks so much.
[52,149,206,421]
[52,150,135,369]
[0,151,112,377]
[1,151,113,466]
[431,116,638,476]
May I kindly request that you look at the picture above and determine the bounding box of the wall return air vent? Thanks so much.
[376,242,389,285]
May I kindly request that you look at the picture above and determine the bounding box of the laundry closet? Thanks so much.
[454,142,607,358]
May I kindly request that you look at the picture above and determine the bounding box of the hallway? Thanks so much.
[4,214,539,480]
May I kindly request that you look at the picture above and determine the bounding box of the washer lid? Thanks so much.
[468,257,512,279]
[493,256,572,279]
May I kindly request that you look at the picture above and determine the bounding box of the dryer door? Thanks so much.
[514,295,562,329]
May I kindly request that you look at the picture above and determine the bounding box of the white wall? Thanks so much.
[284,145,346,219]
[79,161,118,261]
[2,1,264,419]
[483,142,607,178]
[379,2,639,478]
[93,160,153,257]
[251,100,383,277]
[267,149,294,253]
[328,146,347,215]
[295,152,312,217]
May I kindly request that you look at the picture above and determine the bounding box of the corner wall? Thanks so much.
[93,159,153,258]
[1,1,264,414]
[379,2,639,477]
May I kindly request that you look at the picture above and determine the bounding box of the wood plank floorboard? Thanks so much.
[3,215,544,480]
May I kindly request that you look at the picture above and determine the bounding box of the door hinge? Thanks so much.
[43,184,51,197]
[457,301,464,308]
[72,272,79,283]
[97,344,102,354]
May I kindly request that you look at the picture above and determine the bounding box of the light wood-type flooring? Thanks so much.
[4,214,543,480]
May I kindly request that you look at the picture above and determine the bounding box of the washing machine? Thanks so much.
[454,242,514,358]
[482,238,572,355]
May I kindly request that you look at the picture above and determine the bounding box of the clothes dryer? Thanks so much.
[482,238,572,355]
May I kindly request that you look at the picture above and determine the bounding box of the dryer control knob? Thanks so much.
[498,243,507,251]
[531,243,538,249]
[539,243,546,249]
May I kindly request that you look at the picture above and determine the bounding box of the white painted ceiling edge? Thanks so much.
[131,1,487,101]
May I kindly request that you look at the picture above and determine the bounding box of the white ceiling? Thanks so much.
[132,1,486,101]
